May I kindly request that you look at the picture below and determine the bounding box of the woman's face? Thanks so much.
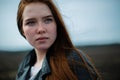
[22,2,57,51]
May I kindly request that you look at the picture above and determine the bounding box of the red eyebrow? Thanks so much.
[42,15,53,19]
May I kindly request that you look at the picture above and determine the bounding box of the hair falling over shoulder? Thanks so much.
[17,0,102,80]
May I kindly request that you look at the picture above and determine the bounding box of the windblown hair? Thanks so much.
[17,0,101,80]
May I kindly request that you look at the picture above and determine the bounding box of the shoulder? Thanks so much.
[19,50,35,68]
[66,49,86,63]
[66,49,95,69]
[66,49,98,80]
[16,50,35,76]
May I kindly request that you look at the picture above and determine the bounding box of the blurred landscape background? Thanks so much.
[0,0,120,80]
[0,44,120,80]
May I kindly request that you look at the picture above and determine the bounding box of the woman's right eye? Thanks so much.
[25,21,36,26]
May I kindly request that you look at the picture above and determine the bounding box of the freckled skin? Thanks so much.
[22,3,57,52]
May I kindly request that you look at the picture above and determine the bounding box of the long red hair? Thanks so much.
[17,0,101,80]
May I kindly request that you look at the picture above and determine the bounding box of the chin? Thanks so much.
[37,46,49,51]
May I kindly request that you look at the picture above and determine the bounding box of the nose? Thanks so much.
[37,22,46,34]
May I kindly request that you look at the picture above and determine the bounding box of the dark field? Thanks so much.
[0,44,120,80]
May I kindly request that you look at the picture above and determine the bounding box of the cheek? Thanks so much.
[51,26,57,37]
[52,28,57,41]
[23,28,34,39]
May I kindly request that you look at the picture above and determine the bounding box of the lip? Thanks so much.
[36,37,48,41]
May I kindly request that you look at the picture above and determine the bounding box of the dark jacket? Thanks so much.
[16,50,98,80]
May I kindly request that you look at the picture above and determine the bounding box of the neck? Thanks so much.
[34,49,47,68]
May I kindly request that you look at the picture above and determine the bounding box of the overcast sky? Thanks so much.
[0,0,120,51]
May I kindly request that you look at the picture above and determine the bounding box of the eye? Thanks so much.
[44,18,53,24]
[25,20,36,26]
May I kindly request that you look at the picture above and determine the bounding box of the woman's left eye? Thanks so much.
[44,18,53,24]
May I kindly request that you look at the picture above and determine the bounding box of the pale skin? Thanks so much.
[22,2,57,68]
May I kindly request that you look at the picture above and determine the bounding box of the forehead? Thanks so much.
[23,2,52,19]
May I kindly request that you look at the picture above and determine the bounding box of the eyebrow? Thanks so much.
[24,15,54,22]
[24,18,36,23]
[42,15,54,19]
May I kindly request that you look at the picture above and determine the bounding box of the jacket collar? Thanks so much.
[35,56,51,79]
[30,50,51,79]
[18,49,51,80]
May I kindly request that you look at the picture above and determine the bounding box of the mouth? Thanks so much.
[36,37,49,41]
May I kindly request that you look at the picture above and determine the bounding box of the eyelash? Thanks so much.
[25,21,36,26]
[24,18,53,26]
[44,18,53,24]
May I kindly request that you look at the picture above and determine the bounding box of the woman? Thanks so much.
[16,0,101,80]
